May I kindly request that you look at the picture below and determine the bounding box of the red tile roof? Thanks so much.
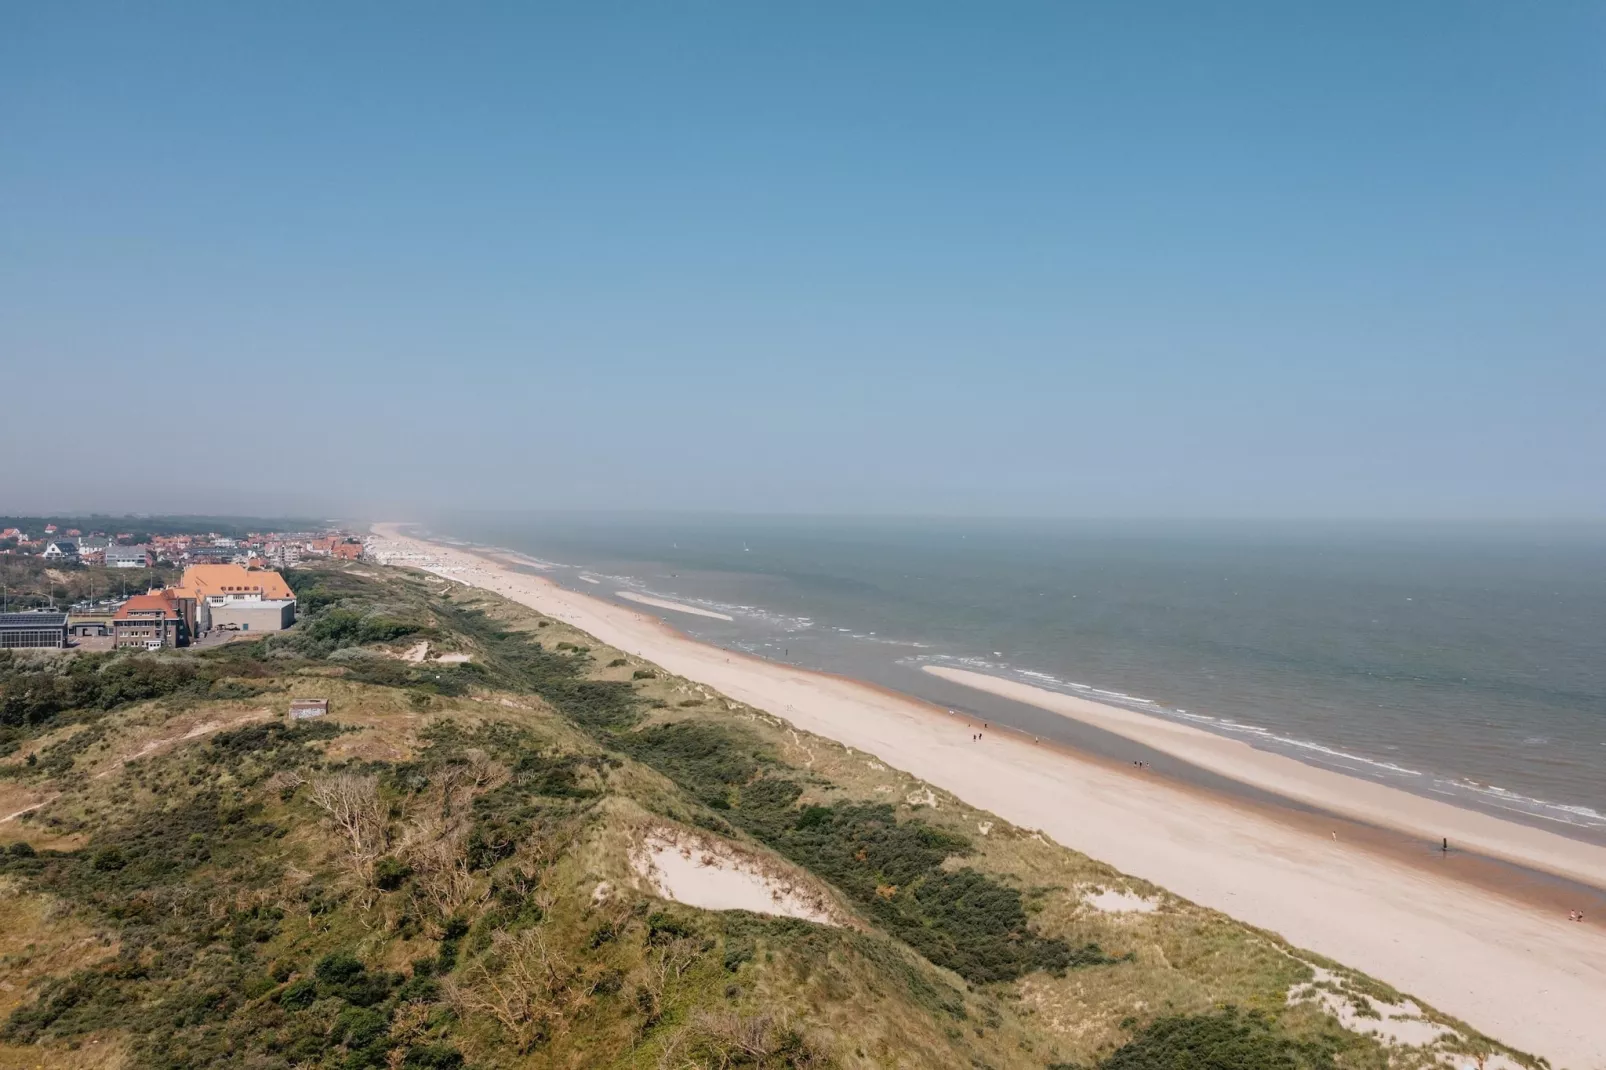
[114,594,180,620]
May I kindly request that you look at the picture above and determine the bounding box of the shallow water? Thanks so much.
[436,515,1606,838]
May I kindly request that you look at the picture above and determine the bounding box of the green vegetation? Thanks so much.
[1095,1008,1337,1070]
[0,649,273,762]
[0,562,1529,1070]
[612,721,1105,985]
[0,554,180,611]
[0,515,325,542]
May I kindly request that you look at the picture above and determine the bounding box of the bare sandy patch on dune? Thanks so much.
[631,829,841,925]
[1083,888,1159,914]
[398,641,471,664]
[93,710,272,779]
[616,591,733,621]
[1285,965,1528,1067]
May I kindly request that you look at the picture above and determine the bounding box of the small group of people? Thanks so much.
[1130,760,1149,770]
[1568,909,1586,923]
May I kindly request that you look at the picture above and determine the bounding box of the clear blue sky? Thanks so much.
[3,3,1603,518]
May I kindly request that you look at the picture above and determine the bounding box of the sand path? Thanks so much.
[370,526,1606,1067]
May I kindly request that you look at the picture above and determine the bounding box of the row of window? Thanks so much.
[0,631,67,648]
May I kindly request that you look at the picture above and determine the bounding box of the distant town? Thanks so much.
[0,517,365,652]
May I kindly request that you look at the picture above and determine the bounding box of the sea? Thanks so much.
[428,515,1606,843]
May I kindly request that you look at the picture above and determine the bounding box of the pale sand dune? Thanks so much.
[925,665,1606,890]
[369,525,1606,1068]
[615,590,734,620]
[631,829,840,925]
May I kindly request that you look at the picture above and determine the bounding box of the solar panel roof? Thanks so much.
[0,612,69,627]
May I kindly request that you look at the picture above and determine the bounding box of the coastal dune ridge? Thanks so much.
[368,524,1606,1069]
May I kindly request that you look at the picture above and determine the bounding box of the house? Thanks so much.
[43,524,57,535]
[186,545,243,565]
[263,542,301,569]
[171,563,297,635]
[105,544,153,568]
[153,535,191,557]
[112,594,187,649]
[66,529,82,537]
[77,536,110,565]
[0,612,69,650]
[42,541,79,561]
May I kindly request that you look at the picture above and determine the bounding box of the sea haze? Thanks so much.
[438,515,1606,838]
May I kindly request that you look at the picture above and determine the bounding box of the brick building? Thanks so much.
[113,594,187,649]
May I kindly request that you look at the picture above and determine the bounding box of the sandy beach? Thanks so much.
[924,665,1606,889]
[371,525,1606,1068]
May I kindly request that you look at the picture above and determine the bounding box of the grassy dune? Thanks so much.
[0,564,1534,1069]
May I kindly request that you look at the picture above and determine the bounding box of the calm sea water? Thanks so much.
[436,515,1606,838]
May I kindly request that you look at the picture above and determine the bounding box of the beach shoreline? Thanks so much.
[923,665,1606,890]
[369,524,1606,1068]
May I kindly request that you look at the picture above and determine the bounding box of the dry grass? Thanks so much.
[0,879,118,1022]
[0,1033,128,1070]
[0,563,1532,1070]
[437,576,1525,1069]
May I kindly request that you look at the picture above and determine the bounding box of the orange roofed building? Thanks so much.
[168,564,297,637]
[113,594,187,649]
[305,536,363,560]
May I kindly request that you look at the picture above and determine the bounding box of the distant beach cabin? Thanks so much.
[288,699,329,721]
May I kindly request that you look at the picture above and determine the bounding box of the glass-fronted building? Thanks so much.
[0,612,70,649]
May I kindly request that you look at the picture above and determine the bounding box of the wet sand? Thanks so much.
[926,665,1606,889]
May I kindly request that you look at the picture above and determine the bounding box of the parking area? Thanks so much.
[190,629,257,649]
